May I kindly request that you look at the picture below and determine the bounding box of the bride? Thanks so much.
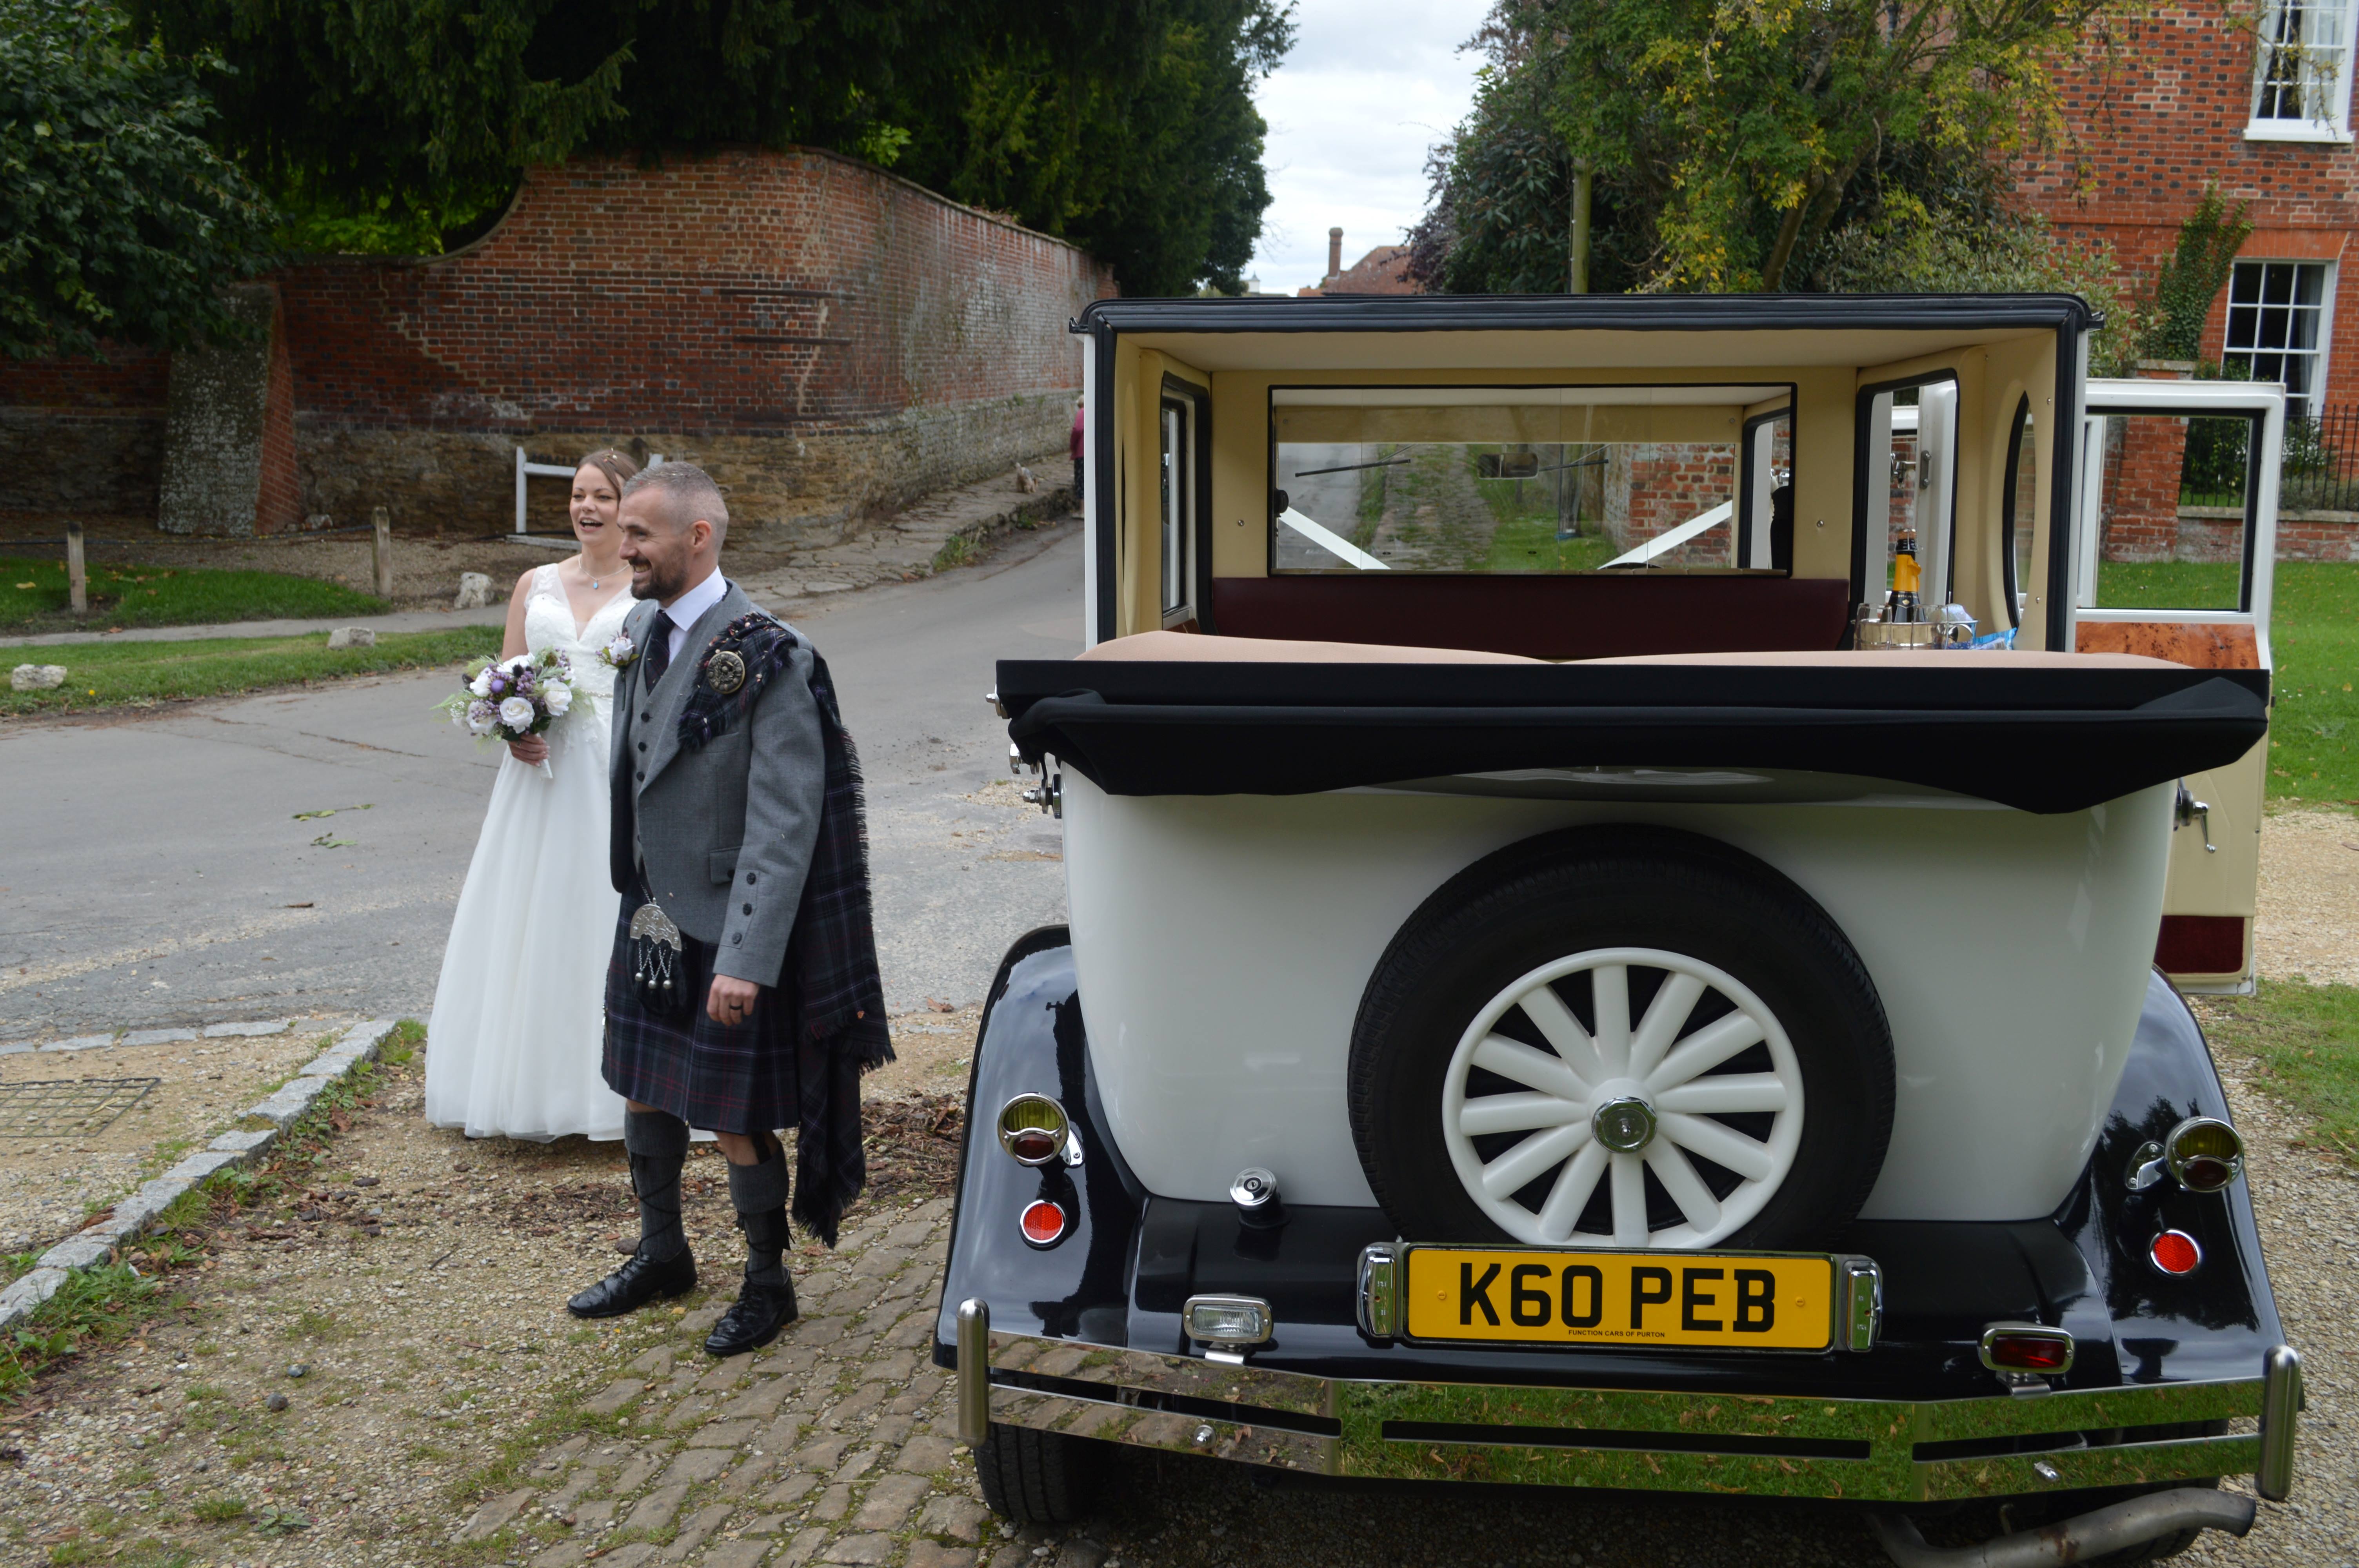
[426,449,642,1141]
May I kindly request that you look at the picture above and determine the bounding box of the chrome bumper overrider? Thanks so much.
[956,1302,2302,1503]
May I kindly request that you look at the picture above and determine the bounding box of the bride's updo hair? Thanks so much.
[580,447,641,495]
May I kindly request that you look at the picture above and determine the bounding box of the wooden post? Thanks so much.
[65,520,87,613]
[1568,163,1593,294]
[371,506,393,599]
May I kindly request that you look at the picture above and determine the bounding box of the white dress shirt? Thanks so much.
[657,570,729,669]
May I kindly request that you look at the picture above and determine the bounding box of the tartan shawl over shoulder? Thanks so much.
[678,611,893,1245]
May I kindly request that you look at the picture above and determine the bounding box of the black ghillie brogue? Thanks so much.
[703,1278,798,1356]
[566,1247,697,1319]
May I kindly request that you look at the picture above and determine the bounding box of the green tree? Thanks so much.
[1416,0,2123,295]
[134,0,1290,294]
[902,0,1290,296]
[0,0,276,358]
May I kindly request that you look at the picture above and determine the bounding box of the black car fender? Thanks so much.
[932,929,1143,1368]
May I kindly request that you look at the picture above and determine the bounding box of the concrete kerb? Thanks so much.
[0,1018,399,1331]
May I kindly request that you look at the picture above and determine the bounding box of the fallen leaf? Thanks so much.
[284,901,314,908]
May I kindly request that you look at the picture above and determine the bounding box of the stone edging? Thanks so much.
[0,1018,397,1330]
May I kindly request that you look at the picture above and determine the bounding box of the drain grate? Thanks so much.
[0,1078,160,1138]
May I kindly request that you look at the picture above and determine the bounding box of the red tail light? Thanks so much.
[1020,1200,1068,1246]
[1979,1323,2075,1375]
[2150,1229,2203,1276]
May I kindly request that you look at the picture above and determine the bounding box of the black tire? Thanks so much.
[1349,825,1894,1250]
[972,1422,1104,1525]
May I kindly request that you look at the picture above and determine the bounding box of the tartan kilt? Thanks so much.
[603,900,798,1135]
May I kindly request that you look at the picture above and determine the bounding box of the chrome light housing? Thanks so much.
[1979,1322,2075,1377]
[2165,1117,2244,1193]
[997,1094,1070,1167]
[1183,1294,1273,1347]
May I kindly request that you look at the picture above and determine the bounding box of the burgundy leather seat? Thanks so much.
[1207,575,1852,662]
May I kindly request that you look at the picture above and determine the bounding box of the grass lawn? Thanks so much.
[0,555,388,635]
[1472,452,1622,572]
[1,626,500,716]
[2267,563,2359,805]
[2202,980,2359,1163]
[2096,559,2359,806]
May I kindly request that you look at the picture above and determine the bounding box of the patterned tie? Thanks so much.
[643,610,675,689]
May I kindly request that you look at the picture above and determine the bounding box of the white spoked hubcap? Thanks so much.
[1440,947,1803,1248]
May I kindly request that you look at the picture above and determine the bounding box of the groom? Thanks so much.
[567,461,889,1356]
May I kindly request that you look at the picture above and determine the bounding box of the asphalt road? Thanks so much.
[0,527,1081,1044]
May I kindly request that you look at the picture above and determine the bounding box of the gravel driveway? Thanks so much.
[0,1029,2348,1568]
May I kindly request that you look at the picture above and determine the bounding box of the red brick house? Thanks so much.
[1298,228,1420,296]
[2025,0,2358,409]
[2019,2,2359,563]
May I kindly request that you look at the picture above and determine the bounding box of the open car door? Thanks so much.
[2072,376,2284,992]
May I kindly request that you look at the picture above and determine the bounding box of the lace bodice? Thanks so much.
[523,564,633,732]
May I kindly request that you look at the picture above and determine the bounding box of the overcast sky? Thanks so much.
[1246,0,1495,294]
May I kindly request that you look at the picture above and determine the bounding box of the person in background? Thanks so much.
[1071,396,1085,495]
[426,448,640,1142]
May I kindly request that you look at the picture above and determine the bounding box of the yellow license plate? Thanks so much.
[1403,1246,1835,1351]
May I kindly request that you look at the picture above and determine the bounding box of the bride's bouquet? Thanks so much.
[438,648,576,775]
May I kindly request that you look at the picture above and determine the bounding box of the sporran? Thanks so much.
[628,900,692,1020]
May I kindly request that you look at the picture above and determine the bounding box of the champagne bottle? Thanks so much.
[1886,521,1922,622]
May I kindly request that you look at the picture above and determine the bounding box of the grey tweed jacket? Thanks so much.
[607,579,826,987]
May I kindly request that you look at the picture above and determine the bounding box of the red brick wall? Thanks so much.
[2020,3,2359,403]
[254,297,304,534]
[0,351,168,411]
[2278,514,2359,558]
[1,146,1113,534]
[274,147,1113,436]
[1607,445,1738,565]
[2101,416,2190,561]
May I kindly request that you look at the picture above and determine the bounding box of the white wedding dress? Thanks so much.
[425,564,634,1142]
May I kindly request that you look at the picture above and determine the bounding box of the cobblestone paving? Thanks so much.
[0,1050,1023,1568]
[0,1025,2348,1566]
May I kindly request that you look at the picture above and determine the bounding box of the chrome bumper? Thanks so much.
[956,1302,2301,1503]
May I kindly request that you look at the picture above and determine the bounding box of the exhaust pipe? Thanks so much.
[1870,1487,2257,1568]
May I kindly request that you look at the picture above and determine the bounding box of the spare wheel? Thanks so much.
[1348,826,1894,1250]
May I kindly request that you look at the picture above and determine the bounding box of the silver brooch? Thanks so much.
[703,649,746,695]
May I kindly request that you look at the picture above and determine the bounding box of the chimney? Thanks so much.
[1327,227,1344,280]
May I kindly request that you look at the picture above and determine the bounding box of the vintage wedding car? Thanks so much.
[931,294,2298,1564]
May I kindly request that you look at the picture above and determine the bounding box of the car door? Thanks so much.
[2069,377,2285,992]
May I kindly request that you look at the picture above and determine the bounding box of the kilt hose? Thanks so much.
[603,900,797,1137]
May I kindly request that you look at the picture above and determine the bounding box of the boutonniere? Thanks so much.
[600,632,638,670]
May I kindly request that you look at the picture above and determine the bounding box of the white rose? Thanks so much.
[544,684,574,716]
[468,668,494,698]
[465,700,500,735]
[498,696,536,732]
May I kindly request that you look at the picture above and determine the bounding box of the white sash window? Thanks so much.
[2249,0,2358,140]
[2224,261,2335,417]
